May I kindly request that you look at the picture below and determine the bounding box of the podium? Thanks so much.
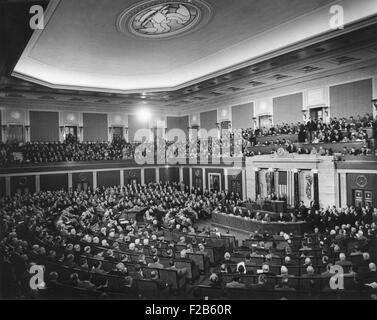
[271,200,287,213]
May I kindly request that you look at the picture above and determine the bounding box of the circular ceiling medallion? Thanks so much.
[117,0,212,39]
[356,175,368,188]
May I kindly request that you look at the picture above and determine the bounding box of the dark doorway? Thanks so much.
[309,107,323,121]
[230,180,242,195]
[259,115,272,130]
[113,127,124,139]
[6,125,25,143]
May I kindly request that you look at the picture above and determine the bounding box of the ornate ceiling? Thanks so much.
[1,0,377,115]
[13,0,377,93]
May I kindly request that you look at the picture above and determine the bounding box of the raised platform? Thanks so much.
[212,212,307,235]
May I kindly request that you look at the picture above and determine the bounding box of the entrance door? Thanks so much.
[353,189,373,207]
[208,173,221,192]
[309,107,323,121]
[259,116,271,130]
[65,126,78,142]
[6,125,25,143]
[76,182,89,192]
[113,127,124,139]
[230,180,242,195]
[129,178,137,187]
[194,177,202,190]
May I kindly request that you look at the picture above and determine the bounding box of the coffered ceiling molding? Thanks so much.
[13,0,377,93]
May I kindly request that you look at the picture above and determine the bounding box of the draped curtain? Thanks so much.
[6,125,24,143]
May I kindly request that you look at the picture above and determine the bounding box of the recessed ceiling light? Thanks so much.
[137,108,151,121]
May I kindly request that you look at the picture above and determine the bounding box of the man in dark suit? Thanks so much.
[225,275,246,289]
[148,256,164,269]
[335,253,353,269]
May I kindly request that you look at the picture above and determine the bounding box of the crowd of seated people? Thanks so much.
[242,114,376,158]
[0,135,138,165]
[197,203,377,299]
[242,114,376,143]
[0,182,242,299]
[243,138,372,158]
[1,179,377,300]
[0,113,375,166]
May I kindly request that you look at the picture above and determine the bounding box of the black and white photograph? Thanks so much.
[1,0,377,305]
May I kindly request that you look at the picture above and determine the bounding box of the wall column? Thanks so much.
[179,167,184,183]
[93,172,97,190]
[339,172,347,207]
[242,169,247,201]
[274,170,279,195]
[155,167,160,183]
[25,110,30,142]
[312,169,319,208]
[292,169,300,208]
[223,168,229,191]
[35,175,40,193]
[202,167,206,191]
[5,176,11,197]
[372,76,377,118]
[1,110,6,143]
[1,126,6,143]
[141,168,145,186]
[189,167,193,191]
[120,170,124,188]
[254,168,260,199]
[107,114,112,142]
[25,126,31,143]
[287,170,293,206]
[68,173,73,191]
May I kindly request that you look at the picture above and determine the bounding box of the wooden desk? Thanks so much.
[212,212,307,235]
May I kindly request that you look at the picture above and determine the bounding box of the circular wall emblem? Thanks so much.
[117,0,212,39]
[356,175,368,188]
[19,177,27,186]
[79,173,88,182]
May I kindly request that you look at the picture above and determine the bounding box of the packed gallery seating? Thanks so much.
[242,114,376,158]
[1,114,376,167]
[242,114,376,143]
[1,182,376,300]
[0,135,138,166]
